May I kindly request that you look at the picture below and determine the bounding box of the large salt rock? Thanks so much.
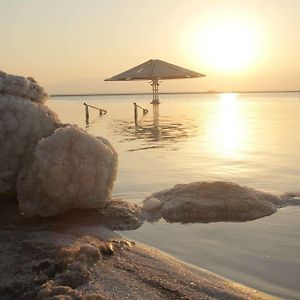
[0,71,47,103]
[0,72,59,198]
[17,126,118,217]
[143,181,282,223]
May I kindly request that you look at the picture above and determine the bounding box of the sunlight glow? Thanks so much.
[185,12,266,74]
[208,93,247,159]
[199,24,259,72]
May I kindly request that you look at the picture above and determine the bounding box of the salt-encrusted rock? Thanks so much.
[100,197,143,230]
[0,92,59,198]
[143,181,282,223]
[280,191,300,206]
[0,71,120,218]
[0,71,47,103]
[78,243,101,262]
[17,126,118,217]
[37,282,83,300]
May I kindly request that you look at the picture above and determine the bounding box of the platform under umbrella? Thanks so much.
[105,59,205,104]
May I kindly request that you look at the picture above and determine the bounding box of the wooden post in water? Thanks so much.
[134,102,138,125]
[134,102,149,125]
[84,102,89,124]
[84,102,107,126]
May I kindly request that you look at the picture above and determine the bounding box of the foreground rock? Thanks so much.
[143,181,285,223]
[0,209,274,300]
[100,197,143,230]
[0,71,47,103]
[17,126,118,217]
[0,71,118,217]
[0,72,59,198]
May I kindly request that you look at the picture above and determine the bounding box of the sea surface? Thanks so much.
[49,93,300,300]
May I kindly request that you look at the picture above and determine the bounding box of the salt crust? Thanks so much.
[0,70,47,104]
[0,92,59,197]
[17,126,118,217]
[143,181,283,223]
[0,71,118,217]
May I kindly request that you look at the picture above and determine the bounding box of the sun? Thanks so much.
[199,23,260,72]
[186,13,265,73]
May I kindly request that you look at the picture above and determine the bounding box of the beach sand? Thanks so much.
[0,203,275,300]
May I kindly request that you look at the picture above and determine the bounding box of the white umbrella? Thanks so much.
[105,59,205,104]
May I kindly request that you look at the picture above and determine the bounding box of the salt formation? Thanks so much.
[18,126,117,217]
[280,191,300,205]
[0,71,118,218]
[143,181,283,223]
[0,71,47,103]
[0,71,59,198]
[100,197,143,230]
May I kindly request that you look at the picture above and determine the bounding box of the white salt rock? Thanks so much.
[0,95,59,197]
[143,181,282,223]
[17,126,118,217]
[0,71,47,103]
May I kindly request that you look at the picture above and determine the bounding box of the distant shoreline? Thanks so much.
[50,90,300,98]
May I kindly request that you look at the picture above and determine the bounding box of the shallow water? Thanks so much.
[49,93,300,299]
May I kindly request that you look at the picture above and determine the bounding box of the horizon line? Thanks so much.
[50,90,300,98]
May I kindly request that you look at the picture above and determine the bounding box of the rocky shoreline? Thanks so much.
[0,202,275,300]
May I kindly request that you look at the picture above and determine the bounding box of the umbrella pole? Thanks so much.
[150,79,160,104]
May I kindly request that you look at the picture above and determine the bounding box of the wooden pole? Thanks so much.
[134,102,138,125]
[84,102,89,124]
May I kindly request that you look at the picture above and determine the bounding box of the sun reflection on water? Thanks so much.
[208,93,247,159]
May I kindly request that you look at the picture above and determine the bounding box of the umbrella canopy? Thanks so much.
[105,59,206,104]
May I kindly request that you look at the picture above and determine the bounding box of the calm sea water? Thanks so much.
[49,93,300,300]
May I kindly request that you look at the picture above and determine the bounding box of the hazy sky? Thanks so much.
[1,0,299,93]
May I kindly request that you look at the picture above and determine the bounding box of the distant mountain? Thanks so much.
[45,68,300,95]
[45,77,148,95]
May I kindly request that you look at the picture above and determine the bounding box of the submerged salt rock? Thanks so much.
[17,126,118,217]
[143,181,282,223]
[0,95,59,197]
[280,191,300,206]
[100,197,143,230]
[142,197,162,222]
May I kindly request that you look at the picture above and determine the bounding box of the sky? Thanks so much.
[0,0,300,94]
